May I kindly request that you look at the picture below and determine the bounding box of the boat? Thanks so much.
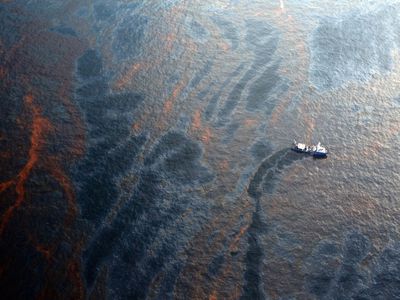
[291,140,328,158]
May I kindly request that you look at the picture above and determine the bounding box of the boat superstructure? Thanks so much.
[291,140,328,158]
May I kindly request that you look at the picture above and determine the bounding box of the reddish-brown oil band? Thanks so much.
[0,9,88,298]
[0,93,52,235]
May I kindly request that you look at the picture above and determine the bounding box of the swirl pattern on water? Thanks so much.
[0,0,399,299]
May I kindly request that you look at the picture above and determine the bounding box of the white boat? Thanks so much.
[291,140,328,158]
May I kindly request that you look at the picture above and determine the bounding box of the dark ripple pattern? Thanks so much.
[1,1,400,299]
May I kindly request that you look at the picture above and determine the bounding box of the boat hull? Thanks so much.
[291,147,309,153]
[313,152,327,158]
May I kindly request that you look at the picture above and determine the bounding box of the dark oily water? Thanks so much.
[0,0,400,299]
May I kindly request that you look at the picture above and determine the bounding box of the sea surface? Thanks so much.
[1,0,400,299]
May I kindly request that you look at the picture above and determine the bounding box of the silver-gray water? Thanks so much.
[0,0,399,299]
